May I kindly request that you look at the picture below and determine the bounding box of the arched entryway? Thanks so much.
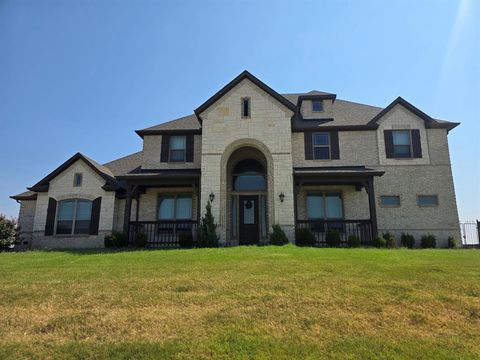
[226,147,269,245]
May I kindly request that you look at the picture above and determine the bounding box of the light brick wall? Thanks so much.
[199,78,295,242]
[17,199,36,246]
[30,159,116,249]
[142,134,201,169]
[300,99,334,119]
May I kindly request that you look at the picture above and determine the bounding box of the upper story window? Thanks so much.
[73,173,83,187]
[312,100,323,112]
[392,130,412,158]
[380,195,401,207]
[169,136,186,162]
[313,133,330,159]
[385,129,422,159]
[158,194,192,220]
[241,97,250,118]
[418,195,439,207]
[56,199,92,235]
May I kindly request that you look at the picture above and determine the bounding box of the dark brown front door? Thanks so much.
[239,195,259,245]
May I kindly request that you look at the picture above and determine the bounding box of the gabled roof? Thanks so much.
[135,114,201,138]
[28,152,123,192]
[194,70,297,123]
[367,96,459,131]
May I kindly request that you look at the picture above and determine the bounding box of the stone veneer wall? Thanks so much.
[30,160,116,249]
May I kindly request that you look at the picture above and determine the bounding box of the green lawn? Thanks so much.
[0,246,479,359]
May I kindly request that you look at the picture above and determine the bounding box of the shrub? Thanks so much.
[134,232,148,248]
[179,232,194,249]
[269,225,289,246]
[401,233,416,249]
[295,227,316,247]
[421,234,436,248]
[0,214,20,251]
[104,231,128,248]
[198,201,219,248]
[373,235,386,248]
[347,234,361,248]
[448,236,459,249]
[325,230,341,247]
[383,232,397,248]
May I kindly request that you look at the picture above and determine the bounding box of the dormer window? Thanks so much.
[241,97,250,118]
[312,100,323,112]
[169,136,186,162]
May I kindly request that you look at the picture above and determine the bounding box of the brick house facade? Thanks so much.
[11,71,461,248]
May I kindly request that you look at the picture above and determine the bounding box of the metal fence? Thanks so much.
[460,220,479,248]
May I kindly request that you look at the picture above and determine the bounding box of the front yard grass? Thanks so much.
[0,246,479,359]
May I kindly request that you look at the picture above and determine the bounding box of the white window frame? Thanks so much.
[168,136,186,163]
[392,130,413,158]
[157,194,193,220]
[306,192,344,220]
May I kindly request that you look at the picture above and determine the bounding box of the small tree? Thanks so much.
[198,201,219,247]
[0,215,20,251]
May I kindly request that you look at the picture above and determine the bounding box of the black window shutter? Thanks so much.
[160,135,170,162]
[304,132,313,160]
[89,197,102,235]
[44,197,57,236]
[384,130,394,158]
[186,134,194,162]
[411,130,422,158]
[330,131,340,159]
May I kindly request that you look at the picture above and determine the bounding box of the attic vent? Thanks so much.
[241,97,250,118]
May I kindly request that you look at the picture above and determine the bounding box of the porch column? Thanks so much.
[123,184,132,234]
[366,179,378,237]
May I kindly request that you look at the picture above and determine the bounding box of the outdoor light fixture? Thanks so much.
[209,192,215,202]
[279,192,285,202]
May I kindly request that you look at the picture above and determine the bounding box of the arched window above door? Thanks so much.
[232,159,266,192]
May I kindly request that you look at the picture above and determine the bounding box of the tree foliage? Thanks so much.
[198,201,219,247]
[0,214,20,251]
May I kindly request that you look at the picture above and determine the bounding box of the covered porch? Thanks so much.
[294,166,385,247]
[119,169,201,248]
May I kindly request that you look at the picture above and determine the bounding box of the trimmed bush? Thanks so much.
[269,225,289,246]
[295,227,316,247]
[373,236,386,248]
[179,232,194,249]
[325,230,341,247]
[347,234,361,248]
[383,232,397,249]
[134,232,148,248]
[198,201,219,248]
[448,236,459,249]
[104,231,128,248]
[0,214,20,251]
[421,234,436,248]
[401,233,415,249]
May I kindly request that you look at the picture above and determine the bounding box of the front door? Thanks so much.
[239,195,259,245]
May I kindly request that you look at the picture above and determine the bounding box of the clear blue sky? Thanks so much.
[1,0,479,220]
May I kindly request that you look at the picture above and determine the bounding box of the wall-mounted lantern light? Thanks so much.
[209,192,215,202]
[279,192,285,203]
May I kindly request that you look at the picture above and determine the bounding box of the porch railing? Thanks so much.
[128,220,198,248]
[296,219,374,247]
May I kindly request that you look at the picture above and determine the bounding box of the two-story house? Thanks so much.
[11,71,461,248]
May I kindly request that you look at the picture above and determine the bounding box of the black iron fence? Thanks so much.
[295,219,374,247]
[129,220,198,248]
[460,220,480,248]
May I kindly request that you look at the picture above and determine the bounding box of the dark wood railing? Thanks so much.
[129,220,198,248]
[296,219,374,247]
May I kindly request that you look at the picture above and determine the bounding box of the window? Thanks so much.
[169,136,186,162]
[73,173,83,187]
[392,130,412,158]
[313,133,330,160]
[56,199,92,235]
[232,159,266,192]
[306,192,343,219]
[418,195,438,207]
[158,195,192,220]
[380,196,401,207]
[241,97,250,118]
[312,100,323,112]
